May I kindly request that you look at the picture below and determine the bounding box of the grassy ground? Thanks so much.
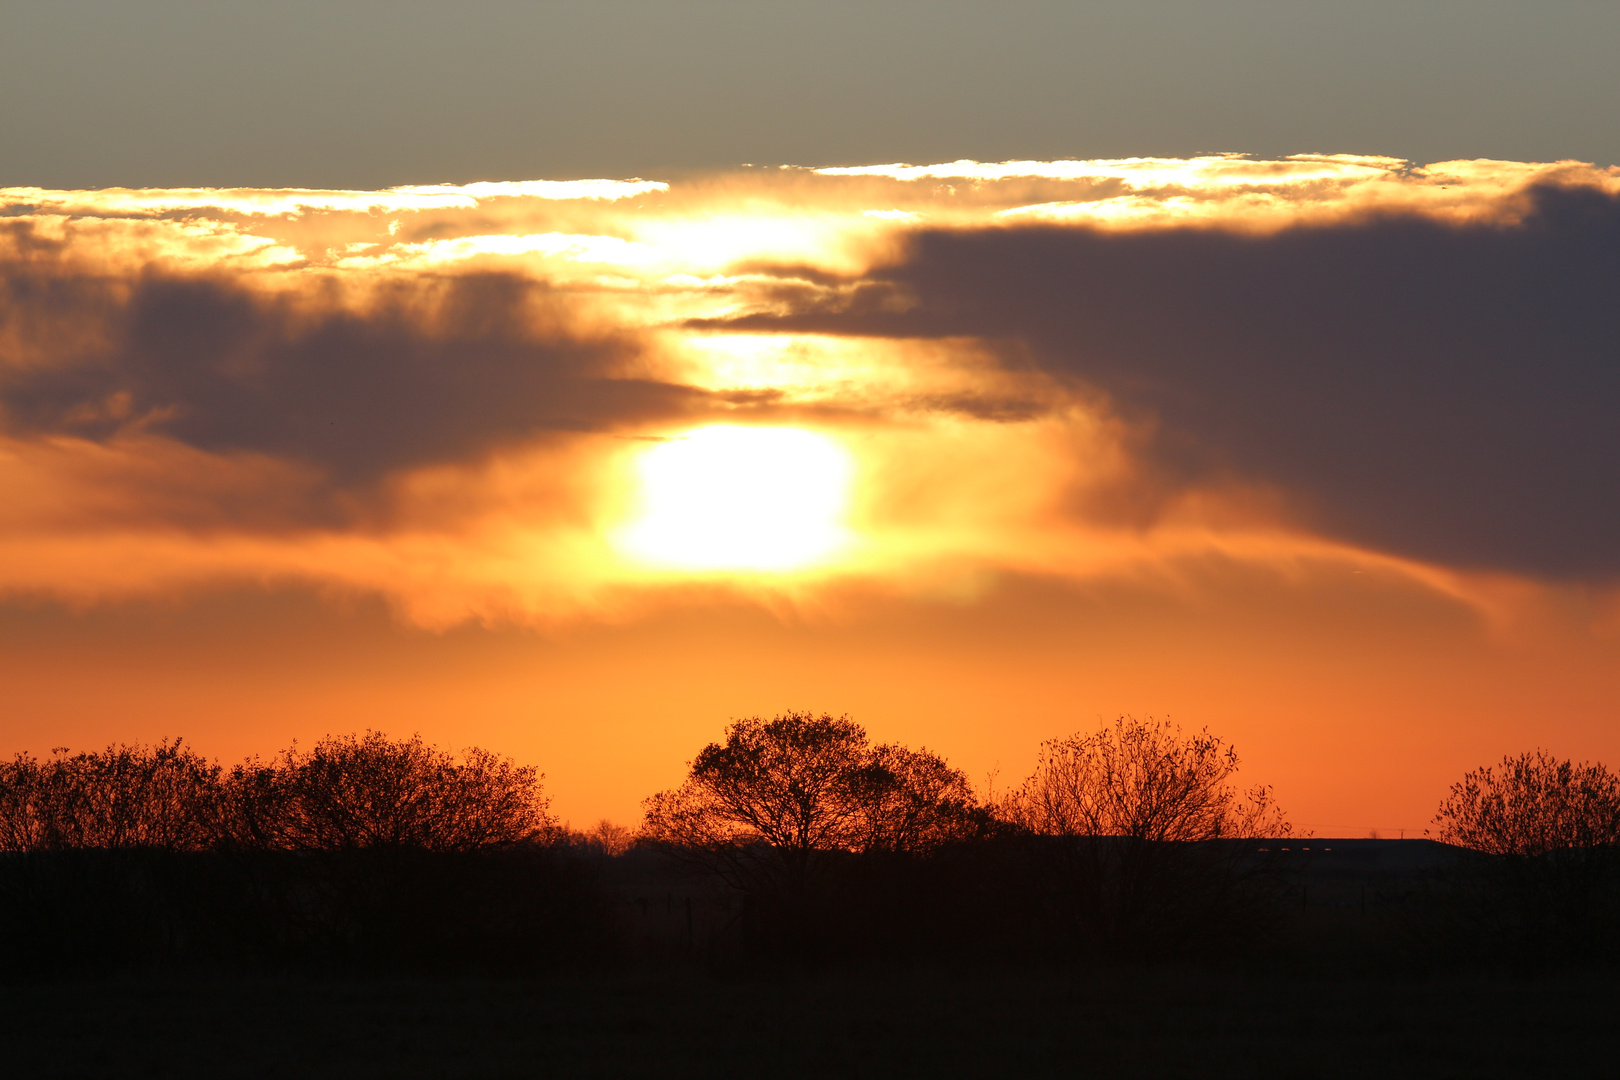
[4,969,1618,1079]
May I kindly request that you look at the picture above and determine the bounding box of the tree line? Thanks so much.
[2,714,1618,977]
[0,732,551,854]
[0,714,1298,857]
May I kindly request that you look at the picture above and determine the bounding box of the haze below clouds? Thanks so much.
[4,1,1619,189]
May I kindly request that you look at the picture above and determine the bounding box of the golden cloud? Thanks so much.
[2,156,1616,626]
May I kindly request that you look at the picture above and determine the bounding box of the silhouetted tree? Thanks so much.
[0,733,609,978]
[640,712,985,895]
[564,820,636,857]
[1432,751,1620,855]
[0,733,553,855]
[855,743,988,853]
[0,739,222,852]
[1000,716,1292,958]
[1003,716,1289,842]
[223,731,555,852]
[1422,750,1620,969]
[0,740,228,977]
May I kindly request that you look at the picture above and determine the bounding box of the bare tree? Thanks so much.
[1000,716,1292,957]
[1003,716,1288,842]
[1432,751,1620,855]
[563,820,636,857]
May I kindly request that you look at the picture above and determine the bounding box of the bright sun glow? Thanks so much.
[617,425,854,571]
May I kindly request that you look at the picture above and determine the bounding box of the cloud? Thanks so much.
[709,183,1620,580]
[0,178,666,218]
[0,263,716,490]
[3,157,1618,625]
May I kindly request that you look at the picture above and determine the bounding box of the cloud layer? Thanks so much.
[722,183,1620,578]
[2,156,1617,622]
[0,264,702,488]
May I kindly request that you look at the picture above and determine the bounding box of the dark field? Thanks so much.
[6,970,1618,1079]
[8,839,1620,1078]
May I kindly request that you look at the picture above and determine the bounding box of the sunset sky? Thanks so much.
[3,2,1618,836]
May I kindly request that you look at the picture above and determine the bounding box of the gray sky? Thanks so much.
[4,0,1617,188]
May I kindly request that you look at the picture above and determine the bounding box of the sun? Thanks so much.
[616,425,855,571]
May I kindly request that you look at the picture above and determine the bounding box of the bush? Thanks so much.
[1432,751,1620,856]
[223,731,555,852]
[0,733,600,979]
[1417,751,1620,970]
[0,740,221,853]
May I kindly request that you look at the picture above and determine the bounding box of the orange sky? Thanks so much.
[3,156,1618,835]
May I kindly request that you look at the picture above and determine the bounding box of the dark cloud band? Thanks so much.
[1,267,709,485]
[713,185,1620,579]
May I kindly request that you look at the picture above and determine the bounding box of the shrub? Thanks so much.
[1432,751,1620,856]
[223,731,555,852]
[0,740,221,852]
[0,733,593,978]
[1,732,554,856]
[1419,750,1620,970]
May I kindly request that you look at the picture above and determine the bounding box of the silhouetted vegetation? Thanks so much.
[639,712,996,962]
[996,716,1295,960]
[1432,750,1620,855]
[633,713,1300,967]
[221,731,555,852]
[641,713,990,868]
[3,722,1619,983]
[1410,751,1620,971]
[0,734,604,979]
[0,738,222,852]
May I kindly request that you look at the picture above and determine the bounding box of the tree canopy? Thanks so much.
[640,712,986,891]
[0,733,553,853]
[1432,750,1620,856]
[225,731,554,852]
[1001,716,1290,841]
